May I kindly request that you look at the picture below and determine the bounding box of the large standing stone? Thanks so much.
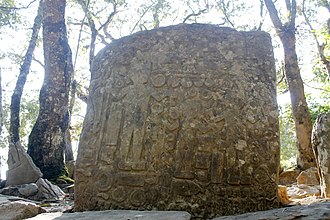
[6,142,43,187]
[75,24,280,218]
[312,112,330,197]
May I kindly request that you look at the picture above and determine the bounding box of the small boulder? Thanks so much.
[0,200,46,220]
[279,169,300,185]
[296,167,319,185]
[18,184,39,197]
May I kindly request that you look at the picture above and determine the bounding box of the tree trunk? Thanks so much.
[0,68,2,180]
[28,0,73,180]
[0,68,3,138]
[281,31,315,169]
[10,0,43,144]
[264,0,316,170]
[65,80,76,162]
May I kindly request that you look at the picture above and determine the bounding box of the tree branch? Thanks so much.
[0,0,38,10]
[257,0,265,30]
[289,0,296,28]
[302,0,330,78]
[77,0,98,69]
[182,8,208,23]
[73,15,86,71]
[33,56,44,68]
[263,0,284,34]
[130,3,153,34]
[217,0,235,28]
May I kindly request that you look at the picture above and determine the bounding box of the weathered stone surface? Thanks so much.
[18,183,39,197]
[0,200,46,220]
[31,178,65,201]
[297,167,319,185]
[27,210,191,220]
[6,142,42,187]
[0,183,39,198]
[213,201,330,220]
[312,113,330,198]
[75,24,280,218]
[287,184,320,199]
[279,169,300,185]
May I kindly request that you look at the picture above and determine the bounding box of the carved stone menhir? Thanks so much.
[75,24,280,218]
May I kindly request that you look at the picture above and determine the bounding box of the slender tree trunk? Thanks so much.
[65,80,76,162]
[0,68,2,180]
[77,0,97,69]
[264,0,315,170]
[9,0,43,144]
[28,0,73,180]
[0,68,2,138]
[281,32,315,169]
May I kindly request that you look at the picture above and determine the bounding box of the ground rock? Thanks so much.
[26,210,191,220]
[287,184,320,199]
[312,112,330,198]
[5,142,42,187]
[0,200,46,220]
[213,201,330,220]
[279,169,300,185]
[0,179,65,201]
[0,183,38,198]
[297,167,319,185]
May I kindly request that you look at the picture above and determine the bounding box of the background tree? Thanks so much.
[10,0,42,144]
[302,0,330,78]
[27,0,73,181]
[264,0,316,170]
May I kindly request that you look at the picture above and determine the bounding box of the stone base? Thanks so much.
[26,210,191,220]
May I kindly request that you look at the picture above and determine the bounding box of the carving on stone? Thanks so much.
[75,24,280,218]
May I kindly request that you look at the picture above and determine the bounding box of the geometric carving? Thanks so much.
[75,24,280,218]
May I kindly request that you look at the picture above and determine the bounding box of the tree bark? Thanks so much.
[28,0,73,180]
[10,0,43,144]
[0,68,2,138]
[65,80,76,162]
[0,68,2,180]
[264,0,316,170]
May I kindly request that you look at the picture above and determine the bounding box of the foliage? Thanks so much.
[307,92,330,123]
[279,104,298,169]
[0,0,19,27]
